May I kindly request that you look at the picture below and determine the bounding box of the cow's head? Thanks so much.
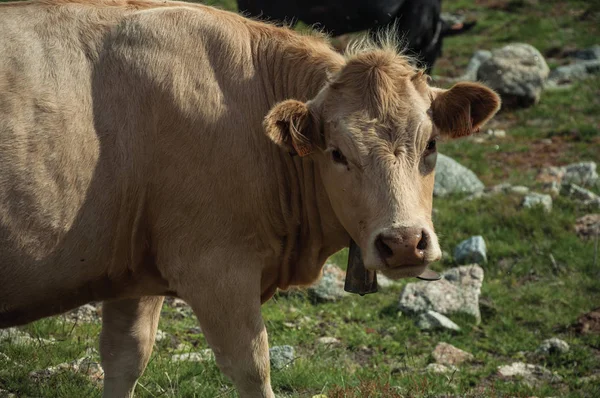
[264,49,500,280]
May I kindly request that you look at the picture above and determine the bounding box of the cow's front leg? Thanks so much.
[178,271,274,398]
[100,296,164,398]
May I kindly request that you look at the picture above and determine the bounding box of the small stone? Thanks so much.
[542,181,561,197]
[536,338,570,355]
[540,138,553,145]
[478,43,550,108]
[425,363,458,374]
[377,273,397,288]
[460,50,492,81]
[432,342,474,366]
[509,185,530,195]
[497,362,562,387]
[434,154,485,197]
[562,183,600,205]
[155,329,167,342]
[29,356,104,385]
[454,236,487,265]
[64,304,100,323]
[575,214,600,240]
[563,161,598,186]
[522,193,552,212]
[270,345,295,370]
[307,263,347,303]
[171,349,214,363]
[571,45,600,61]
[0,328,55,346]
[398,265,484,323]
[485,129,506,138]
[316,337,341,346]
[416,310,461,331]
[548,60,600,85]
[488,183,512,194]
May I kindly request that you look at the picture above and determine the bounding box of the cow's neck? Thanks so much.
[255,35,349,296]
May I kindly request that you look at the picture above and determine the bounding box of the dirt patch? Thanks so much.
[573,308,600,335]
[575,214,600,240]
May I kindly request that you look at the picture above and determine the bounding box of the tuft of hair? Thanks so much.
[344,23,417,66]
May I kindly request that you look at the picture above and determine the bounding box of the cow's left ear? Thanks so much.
[431,82,501,138]
[263,99,322,156]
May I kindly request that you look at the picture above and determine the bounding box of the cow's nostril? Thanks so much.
[416,230,428,251]
[375,235,394,259]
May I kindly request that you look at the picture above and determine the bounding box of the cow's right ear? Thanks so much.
[431,82,501,138]
[263,99,321,156]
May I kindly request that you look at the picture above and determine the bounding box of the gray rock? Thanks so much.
[461,50,492,81]
[562,184,600,207]
[398,265,484,323]
[270,345,295,370]
[478,43,549,108]
[485,129,506,138]
[377,273,397,289]
[155,329,167,342]
[572,45,600,61]
[416,311,460,331]
[454,236,487,265]
[434,154,485,197]
[316,337,341,346]
[307,263,347,302]
[432,342,474,366]
[522,193,552,213]
[488,183,512,194]
[171,349,214,363]
[64,304,100,323]
[425,363,457,374]
[497,362,562,387]
[508,185,530,195]
[563,161,598,186]
[30,356,104,385]
[542,181,561,197]
[536,338,570,355]
[0,328,55,346]
[548,60,600,85]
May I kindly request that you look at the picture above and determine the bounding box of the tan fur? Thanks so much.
[0,1,500,396]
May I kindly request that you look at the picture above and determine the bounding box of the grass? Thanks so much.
[1,0,600,397]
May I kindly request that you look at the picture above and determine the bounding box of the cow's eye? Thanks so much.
[425,139,437,153]
[331,149,348,165]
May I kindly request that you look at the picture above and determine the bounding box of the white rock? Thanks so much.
[0,328,55,345]
[171,349,214,363]
[536,338,570,355]
[416,311,461,331]
[398,265,484,323]
[454,236,487,265]
[498,362,562,387]
[426,363,458,374]
[316,337,341,346]
[522,192,552,212]
[478,43,550,108]
[432,342,474,366]
[434,154,485,197]
[270,345,295,370]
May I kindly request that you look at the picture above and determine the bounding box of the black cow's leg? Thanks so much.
[100,296,164,398]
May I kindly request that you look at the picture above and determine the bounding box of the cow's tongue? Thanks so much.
[343,240,441,295]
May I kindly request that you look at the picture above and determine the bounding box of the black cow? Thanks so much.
[237,0,475,72]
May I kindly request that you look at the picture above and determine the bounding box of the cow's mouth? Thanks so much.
[344,240,441,295]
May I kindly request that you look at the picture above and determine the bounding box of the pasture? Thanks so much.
[1,0,599,397]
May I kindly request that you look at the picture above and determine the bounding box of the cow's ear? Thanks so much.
[431,82,501,138]
[264,99,321,156]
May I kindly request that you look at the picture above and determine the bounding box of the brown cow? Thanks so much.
[0,0,500,396]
